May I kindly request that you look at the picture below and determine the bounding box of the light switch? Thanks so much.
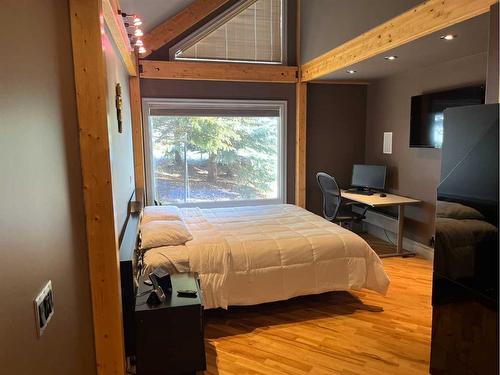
[34,281,54,337]
[383,132,393,154]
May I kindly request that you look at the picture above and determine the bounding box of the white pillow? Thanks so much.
[142,205,181,225]
[140,220,193,250]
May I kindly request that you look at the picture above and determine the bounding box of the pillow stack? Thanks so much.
[140,206,193,250]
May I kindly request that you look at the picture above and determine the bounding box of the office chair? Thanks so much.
[316,172,369,228]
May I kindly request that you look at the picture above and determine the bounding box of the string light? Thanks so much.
[121,12,147,53]
[133,16,142,26]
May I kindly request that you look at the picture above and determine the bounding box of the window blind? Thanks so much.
[173,0,283,64]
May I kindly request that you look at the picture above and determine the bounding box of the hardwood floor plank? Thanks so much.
[203,236,433,374]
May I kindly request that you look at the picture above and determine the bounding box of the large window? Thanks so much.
[143,99,286,207]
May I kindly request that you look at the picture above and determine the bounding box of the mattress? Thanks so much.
[143,204,390,309]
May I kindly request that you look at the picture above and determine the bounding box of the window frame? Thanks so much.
[142,98,287,208]
[169,0,287,65]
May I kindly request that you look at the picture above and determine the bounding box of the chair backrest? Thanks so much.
[316,172,342,221]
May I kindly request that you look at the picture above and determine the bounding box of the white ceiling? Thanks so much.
[319,13,490,82]
[119,0,195,32]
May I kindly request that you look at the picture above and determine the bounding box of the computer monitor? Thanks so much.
[351,164,387,191]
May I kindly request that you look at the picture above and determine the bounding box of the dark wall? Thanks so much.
[0,0,96,373]
[306,84,367,215]
[141,79,296,203]
[365,53,487,245]
[486,3,499,103]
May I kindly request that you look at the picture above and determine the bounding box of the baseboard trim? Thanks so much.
[363,222,434,261]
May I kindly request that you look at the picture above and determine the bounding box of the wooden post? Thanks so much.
[295,82,307,207]
[69,0,126,373]
[295,0,307,208]
[129,56,146,195]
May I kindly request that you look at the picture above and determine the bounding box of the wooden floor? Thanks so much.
[203,236,433,375]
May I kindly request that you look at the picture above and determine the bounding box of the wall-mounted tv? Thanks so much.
[410,85,485,148]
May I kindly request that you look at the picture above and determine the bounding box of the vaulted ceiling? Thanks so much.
[300,0,424,64]
[120,0,491,82]
[120,0,195,32]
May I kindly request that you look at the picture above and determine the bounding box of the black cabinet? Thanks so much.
[135,273,206,375]
[430,104,499,375]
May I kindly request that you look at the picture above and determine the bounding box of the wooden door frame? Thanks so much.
[69,0,137,373]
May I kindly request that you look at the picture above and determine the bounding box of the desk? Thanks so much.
[341,190,420,257]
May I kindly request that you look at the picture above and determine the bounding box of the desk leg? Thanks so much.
[379,205,416,258]
[396,205,404,254]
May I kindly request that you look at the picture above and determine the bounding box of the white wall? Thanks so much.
[103,28,136,236]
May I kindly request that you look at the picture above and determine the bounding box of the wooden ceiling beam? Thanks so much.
[301,0,497,82]
[139,60,298,83]
[103,0,137,76]
[142,0,232,57]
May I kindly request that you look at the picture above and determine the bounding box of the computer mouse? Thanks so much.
[380,193,387,197]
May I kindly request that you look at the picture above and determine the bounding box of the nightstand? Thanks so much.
[135,272,206,375]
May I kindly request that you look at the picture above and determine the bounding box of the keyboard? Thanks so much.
[346,188,374,196]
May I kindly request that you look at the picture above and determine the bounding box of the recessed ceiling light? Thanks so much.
[384,55,398,61]
[346,69,356,74]
[440,34,457,41]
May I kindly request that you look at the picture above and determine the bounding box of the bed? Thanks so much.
[141,204,390,309]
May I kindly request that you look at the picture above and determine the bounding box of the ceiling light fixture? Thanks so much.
[346,69,356,74]
[138,46,146,54]
[440,34,457,41]
[384,55,398,61]
[134,28,143,37]
[135,39,143,47]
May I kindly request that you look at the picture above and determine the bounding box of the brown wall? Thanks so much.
[0,1,96,374]
[365,53,487,245]
[306,84,367,215]
[140,79,297,203]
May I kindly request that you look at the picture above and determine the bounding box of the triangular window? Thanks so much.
[170,0,286,64]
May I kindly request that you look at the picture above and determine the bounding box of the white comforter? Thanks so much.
[143,204,390,309]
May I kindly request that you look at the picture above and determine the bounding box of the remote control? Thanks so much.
[177,289,197,298]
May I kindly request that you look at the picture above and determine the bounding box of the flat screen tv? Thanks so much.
[410,85,485,148]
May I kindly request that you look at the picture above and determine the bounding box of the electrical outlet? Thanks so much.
[34,281,54,337]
